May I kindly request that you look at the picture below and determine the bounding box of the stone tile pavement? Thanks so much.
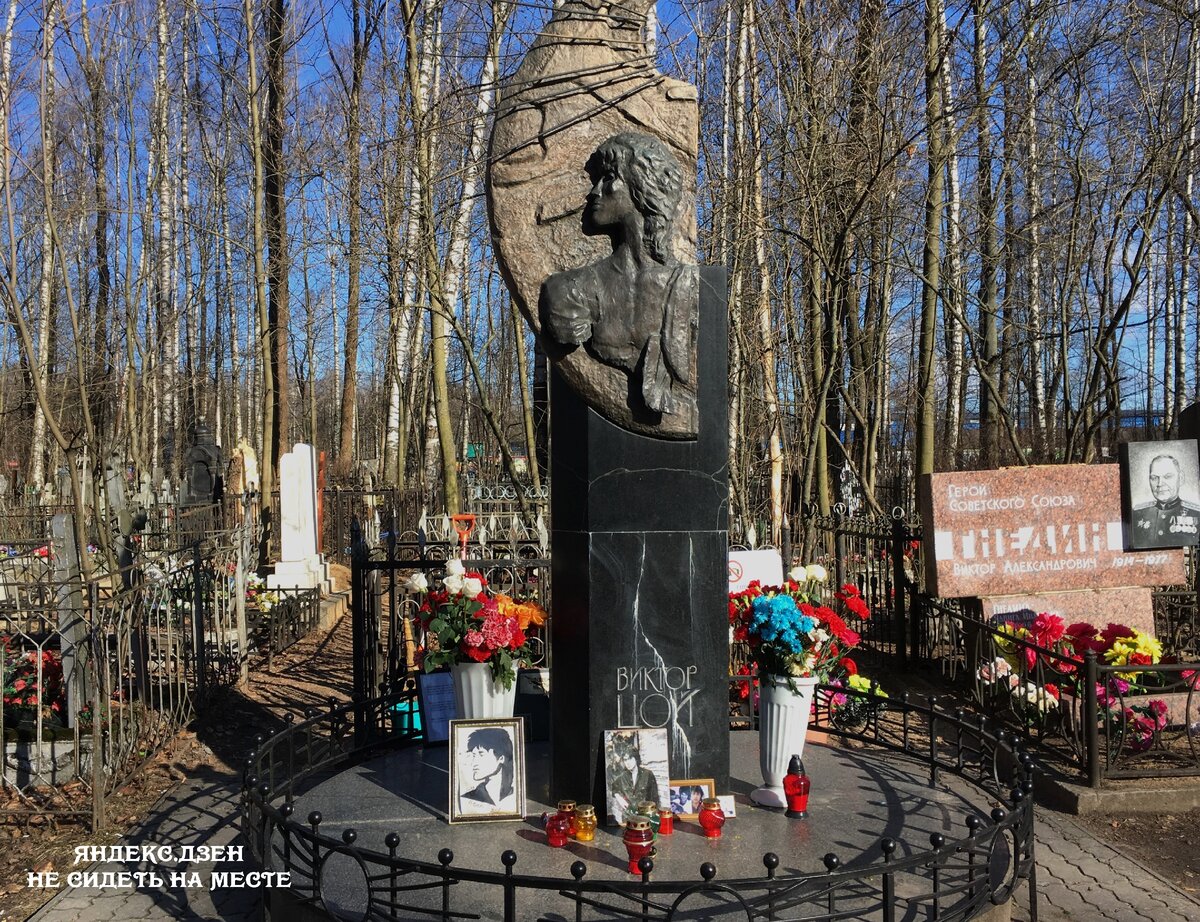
[1014,809,1200,922]
[23,772,1200,921]
[27,773,257,922]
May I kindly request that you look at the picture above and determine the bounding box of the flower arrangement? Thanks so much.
[409,560,547,690]
[981,612,1177,753]
[728,565,869,690]
[2,638,65,725]
[826,671,889,731]
[995,613,1163,683]
[245,574,280,612]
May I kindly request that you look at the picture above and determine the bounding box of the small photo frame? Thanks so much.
[1120,440,1200,550]
[603,728,670,825]
[668,778,715,818]
[448,718,525,823]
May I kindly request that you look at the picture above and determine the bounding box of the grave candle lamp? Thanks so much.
[574,804,597,842]
[698,798,726,839]
[658,808,675,836]
[635,801,661,835]
[545,811,571,848]
[556,799,578,837]
[784,756,810,819]
[622,819,654,873]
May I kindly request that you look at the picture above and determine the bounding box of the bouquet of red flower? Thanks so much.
[409,560,546,690]
[728,565,870,691]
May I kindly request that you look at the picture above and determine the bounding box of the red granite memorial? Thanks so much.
[918,464,1185,600]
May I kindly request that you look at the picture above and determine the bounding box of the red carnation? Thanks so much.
[839,657,858,676]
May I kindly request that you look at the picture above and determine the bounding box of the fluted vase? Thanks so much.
[752,675,818,808]
[450,662,517,720]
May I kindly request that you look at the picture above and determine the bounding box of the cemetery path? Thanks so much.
[1015,807,1200,922]
[5,583,353,922]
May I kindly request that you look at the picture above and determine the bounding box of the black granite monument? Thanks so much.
[548,266,728,808]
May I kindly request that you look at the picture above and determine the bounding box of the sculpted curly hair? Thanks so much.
[592,132,682,264]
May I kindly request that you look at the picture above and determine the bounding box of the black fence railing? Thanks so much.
[914,601,1200,786]
[246,586,322,670]
[241,687,1036,922]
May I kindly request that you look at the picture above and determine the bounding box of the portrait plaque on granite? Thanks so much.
[488,0,699,439]
[918,465,1186,598]
[1119,440,1200,550]
[539,132,699,435]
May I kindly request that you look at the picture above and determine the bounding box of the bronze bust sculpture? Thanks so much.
[539,132,699,431]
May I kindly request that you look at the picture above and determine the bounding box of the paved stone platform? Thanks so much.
[24,734,1200,921]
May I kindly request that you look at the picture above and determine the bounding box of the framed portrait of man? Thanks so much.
[448,718,526,824]
[1120,440,1200,550]
[602,728,670,825]
[667,778,715,818]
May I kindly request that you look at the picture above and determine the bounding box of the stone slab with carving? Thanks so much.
[918,465,1186,597]
[488,0,699,438]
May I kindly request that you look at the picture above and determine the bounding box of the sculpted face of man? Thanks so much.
[1149,455,1181,505]
[584,166,635,232]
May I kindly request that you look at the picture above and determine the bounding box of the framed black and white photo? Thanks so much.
[448,718,525,824]
[668,778,715,818]
[1119,440,1200,550]
[602,728,670,825]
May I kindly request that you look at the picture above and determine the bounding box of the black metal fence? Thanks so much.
[241,686,1036,922]
[913,600,1200,786]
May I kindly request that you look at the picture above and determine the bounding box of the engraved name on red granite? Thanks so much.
[918,465,1186,598]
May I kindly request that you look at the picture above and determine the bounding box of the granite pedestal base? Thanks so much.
[548,267,729,807]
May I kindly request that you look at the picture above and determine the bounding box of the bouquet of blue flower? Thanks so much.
[729,566,868,692]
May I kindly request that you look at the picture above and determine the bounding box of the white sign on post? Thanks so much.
[728,549,783,592]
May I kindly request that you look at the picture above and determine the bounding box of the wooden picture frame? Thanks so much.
[448,718,526,824]
[667,778,716,818]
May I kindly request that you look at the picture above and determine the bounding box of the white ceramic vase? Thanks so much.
[752,675,818,808]
[450,662,517,719]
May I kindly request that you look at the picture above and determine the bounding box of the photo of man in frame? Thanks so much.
[449,719,526,823]
[1121,440,1200,550]
[603,728,670,825]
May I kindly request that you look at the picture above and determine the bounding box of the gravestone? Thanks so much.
[919,464,1186,637]
[489,1,729,807]
[183,419,222,505]
[269,443,329,592]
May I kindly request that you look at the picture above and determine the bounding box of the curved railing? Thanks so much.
[241,686,1036,921]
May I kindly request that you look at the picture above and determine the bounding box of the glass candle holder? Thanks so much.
[784,757,811,819]
[634,801,661,835]
[622,819,654,874]
[698,798,726,839]
[556,799,578,837]
[574,804,597,842]
[658,808,675,836]
[545,811,571,848]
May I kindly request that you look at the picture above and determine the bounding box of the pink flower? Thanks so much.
[463,629,486,649]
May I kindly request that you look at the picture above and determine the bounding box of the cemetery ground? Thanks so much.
[0,566,353,921]
[2,600,1200,920]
